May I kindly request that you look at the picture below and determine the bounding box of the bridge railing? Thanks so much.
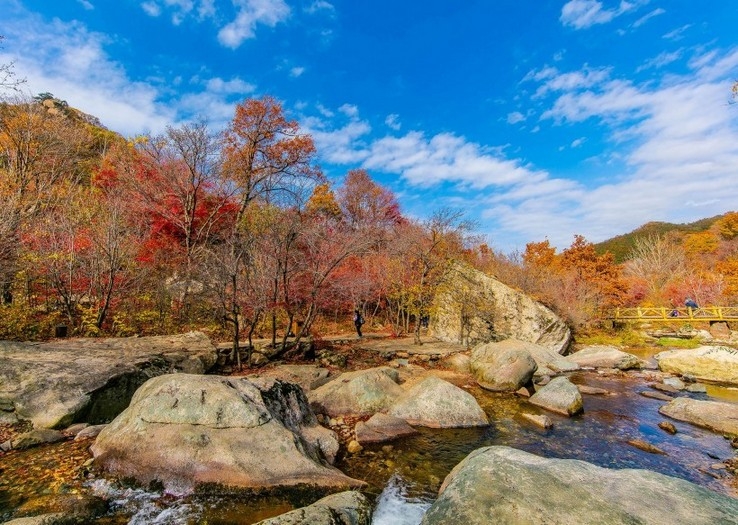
[609,306,738,322]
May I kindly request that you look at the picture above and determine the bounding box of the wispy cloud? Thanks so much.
[560,0,642,30]
[385,113,401,130]
[633,8,665,28]
[304,1,334,15]
[218,0,291,48]
[636,49,683,72]
[139,0,291,47]
[78,0,94,10]
[0,4,256,135]
[507,111,526,124]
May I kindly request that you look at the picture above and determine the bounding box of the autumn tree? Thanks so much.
[209,96,322,363]
[387,209,475,343]
[557,235,626,325]
[623,234,686,304]
[0,96,91,303]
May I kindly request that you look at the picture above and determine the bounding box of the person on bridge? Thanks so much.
[685,297,698,309]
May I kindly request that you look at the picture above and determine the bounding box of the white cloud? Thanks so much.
[339,103,359,118]
[78,0,94,10]
[663,24,691,41]
[560,0,640,30]
[290,66,305,77]
[636,49,682,72]
[205,76,256,94]
[507,111,526,124]
[141,1,161,17]
[502,48,738,248]
[571,137,587,148]
[633,7,665,28]
[0,5,258,135]
[385,113,401,130]
[305,1,334,14]
[217,0,291,48]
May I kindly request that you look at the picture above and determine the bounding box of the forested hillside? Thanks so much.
[2,95,738,345]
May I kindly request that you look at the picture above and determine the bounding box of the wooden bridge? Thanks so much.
[608,306,738,323]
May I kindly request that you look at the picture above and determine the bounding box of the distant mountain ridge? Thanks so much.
[594,215,725,263]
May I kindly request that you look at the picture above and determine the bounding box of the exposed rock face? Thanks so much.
[355,413,418,444]
[0,332,218,429]
[420,446,738,525]
[529,377,583,416]
[387,376,489,428]
[469,342,538,392]
[255,491,372,525]
[568,345,641,370]
[655,346,738,386]
[432,264,571,354]
[659,397,738,436]
[91,374,361,495]
[308,367,403,418]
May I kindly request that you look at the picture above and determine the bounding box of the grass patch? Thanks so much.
[656,337,701,349]
[575,328,648,348]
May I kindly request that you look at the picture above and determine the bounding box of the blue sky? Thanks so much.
[2,0,738,252]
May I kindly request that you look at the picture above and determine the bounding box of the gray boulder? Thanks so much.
[387,376,489,428]
[659,397,738,436]
[255,491,372,525]
[529,376,583,416]
[0,331,218,429]
[355,413,418,444]
[655,346,738,386]
[432,263,571,353]
[470,342,538,392]
[568,345,640,370]
[91,374,362,495]
[308,367,403,418]
[421,446,738,525]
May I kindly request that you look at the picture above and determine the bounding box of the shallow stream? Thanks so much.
[1,369,736,524]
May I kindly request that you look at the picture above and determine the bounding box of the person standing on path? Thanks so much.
[353,309,364,338]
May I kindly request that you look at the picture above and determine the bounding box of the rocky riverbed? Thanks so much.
[1,332,737,524]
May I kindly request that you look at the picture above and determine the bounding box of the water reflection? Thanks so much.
[338,371,736,500]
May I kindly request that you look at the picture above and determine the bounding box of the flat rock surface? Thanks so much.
[421,446,738,525]
[569,345,641,370]
[659,397,738,436]
[655,346,738,386]
[0,332,218,429]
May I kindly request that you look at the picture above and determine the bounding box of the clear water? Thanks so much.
[1,370,736,524]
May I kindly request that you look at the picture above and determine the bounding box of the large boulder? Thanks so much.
[658,397,738,436]
[432,263,571,354]
[255,491,372,525]
[0,332,218,429]
[387,376,489,428]
[421,446,738,525]
[655,346,738,386]
[308,367,403,418]
[568,345,640,370]
[91,374,362,495]
[528,376,583,416]
[469,342,537,392]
